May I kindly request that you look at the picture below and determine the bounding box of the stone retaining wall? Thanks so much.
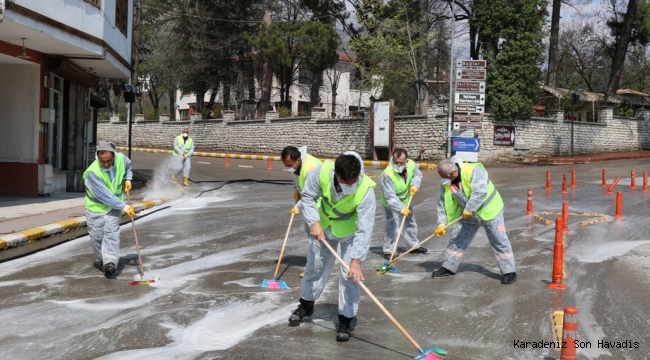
[98,107,650,162]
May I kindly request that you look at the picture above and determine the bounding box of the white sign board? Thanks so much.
[373,101,391,147]
[454,151,479,163]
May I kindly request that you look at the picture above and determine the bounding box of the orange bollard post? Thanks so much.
[267,157,272,170]
[525,188,534,214]
[225,154,229,167]
[601,168,607,187]
[561,174,568,194]
[614,191,623,218]
[630,170,637,190]
[545,171,552,190]
[560,307,578,360]
[570,169,577,188]
[643,172,649,193]
[548,218,567,290]
[562,201,570,232]
[606,177,620,194]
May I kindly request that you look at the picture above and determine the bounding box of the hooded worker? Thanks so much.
[172,127,194,186]
[288,151,376,343]
[432,156,517,284]
[83,141,135,275]
[380,148,425,259]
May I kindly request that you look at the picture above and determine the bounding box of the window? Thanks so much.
[84,0,101,8]
[49,74,64,170]
[115,0,128,35]
[179,110,190,120]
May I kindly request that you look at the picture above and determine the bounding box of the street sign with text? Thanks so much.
[454,122,484,130]
[454,105,485,113]
[456,60,487,68]
[493,125,515,146]
[455,81,486,93]
[455,93,485,105]
[454,114,484,122]
[452,138,481,152]
[456,68,486,80]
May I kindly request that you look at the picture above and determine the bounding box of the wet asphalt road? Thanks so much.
[1,153,650,360]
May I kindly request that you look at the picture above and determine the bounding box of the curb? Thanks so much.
[116,146,438,170]
[0,182,185,251]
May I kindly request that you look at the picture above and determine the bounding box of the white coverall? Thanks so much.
[173,137,194,177]
[300,151,376,318]
[85,155,133,266]
[381,160,423,253]
[436,157,516,274]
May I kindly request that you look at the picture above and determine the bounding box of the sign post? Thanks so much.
[370,99,394,160]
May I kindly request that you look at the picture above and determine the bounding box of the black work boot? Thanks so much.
[411,247,428,254]
[336,314,353,342]
[432,267,455,278]
[93,261,103,272]
[288,298,314,326]
[104,262,116,275]
[501,272,517,284]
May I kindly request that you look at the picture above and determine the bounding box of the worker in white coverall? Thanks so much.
[83,141,135,276]
[172,127,194,186]
[288,151,376,343]
[380,148,425,260]
[432,156,517,284]
[282,146,322,277]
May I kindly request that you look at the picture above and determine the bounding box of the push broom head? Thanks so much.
[129,275,160,286]
[260,278,289,289]
[413,345,448,360]
[376,261,401,275]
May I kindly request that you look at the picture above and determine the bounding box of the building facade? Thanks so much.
[0,0,132,196]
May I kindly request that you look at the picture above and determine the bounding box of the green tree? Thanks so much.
[471,0,547,120]
[247,20,338,109]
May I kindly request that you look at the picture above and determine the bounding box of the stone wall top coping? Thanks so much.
[316,117,365,123]
[529,117,559,122]
[562,120,607,126]
[395,115,428,120]
[136,120,159,123]
[269,116,311,122]
[194,119,224,124]
[227,119,266,124]
[162,121,192,125]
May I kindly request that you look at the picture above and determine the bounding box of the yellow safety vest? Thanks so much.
[172,135,193,156]
[83,153,126,213]
[443,163,504,222]
[380,159,416,207]
[318,160,376,238]
[298,153,322,190]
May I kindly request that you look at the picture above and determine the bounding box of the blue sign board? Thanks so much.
[452,138,481,152]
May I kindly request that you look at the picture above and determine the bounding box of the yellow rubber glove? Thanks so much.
[293,190,301,202]
[123,205,136,217]
[123,180,132,192]
[291,205,300,215]
[462,209,473,218]
[409,185,417,196]
[435,224,447,237]
[400,207,411,217]
[182,153,187,159]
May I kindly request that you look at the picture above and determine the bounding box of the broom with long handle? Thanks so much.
[260,213,294,289]
[126,191,159,285]
[377,216,463,274]
[376,196,414,274]
[320,239,447,360]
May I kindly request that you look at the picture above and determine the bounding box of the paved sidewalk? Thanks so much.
[117,146,439,170]
[0,173,183,252]
[535,150,650,164]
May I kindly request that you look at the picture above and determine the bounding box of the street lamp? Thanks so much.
[570,89,581,158]
[445,0,456,159]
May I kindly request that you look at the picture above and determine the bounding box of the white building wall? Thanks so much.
[0,61,40,163]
